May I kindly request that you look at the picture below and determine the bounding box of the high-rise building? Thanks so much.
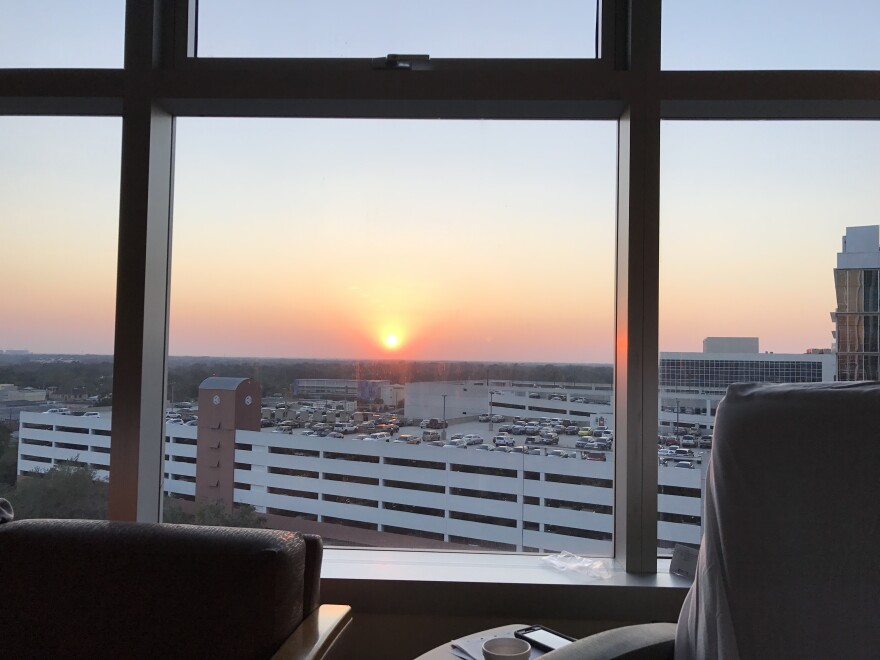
[833,226,880,380]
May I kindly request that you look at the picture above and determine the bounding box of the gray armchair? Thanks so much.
[0,519,351,659]
[544,382,880,660]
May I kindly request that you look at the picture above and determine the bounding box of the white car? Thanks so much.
[493,435,515,447]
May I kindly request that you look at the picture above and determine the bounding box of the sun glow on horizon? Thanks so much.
[385,334,399,349]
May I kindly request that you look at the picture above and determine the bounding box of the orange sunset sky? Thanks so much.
[3,2,880,362]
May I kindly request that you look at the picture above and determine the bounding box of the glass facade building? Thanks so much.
[660,358,826,390]
[834,226,880,381]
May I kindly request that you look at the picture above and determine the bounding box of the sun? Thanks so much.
[384,334,399,349]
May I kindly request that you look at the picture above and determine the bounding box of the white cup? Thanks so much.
[482,636,531,660]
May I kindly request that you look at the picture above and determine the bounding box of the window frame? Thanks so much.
[2,0,879,574]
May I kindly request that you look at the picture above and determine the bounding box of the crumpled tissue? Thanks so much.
[542,551,612,579]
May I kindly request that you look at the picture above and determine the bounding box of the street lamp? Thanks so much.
[488,390,495,432]
[676,398,680,436]
[441,393,447,442]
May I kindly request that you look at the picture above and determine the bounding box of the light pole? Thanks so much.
[675,398,680,436]
[488,390,495,432]
[441,394,447,442]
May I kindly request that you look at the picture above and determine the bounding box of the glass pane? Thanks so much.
[0,116,121,519]
[0,1,125,68]
[663,0,880,71]
[197,0,598,59]
[165,118,617,554]
[658,121,880,553]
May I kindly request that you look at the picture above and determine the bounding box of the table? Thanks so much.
[414,623,547,660]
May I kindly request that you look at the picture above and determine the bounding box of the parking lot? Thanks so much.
[272,413,612,459]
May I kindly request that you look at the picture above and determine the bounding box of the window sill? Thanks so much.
[323,548,689,588]
[321,549,690,631]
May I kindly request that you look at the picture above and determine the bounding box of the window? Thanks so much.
[658,121,880,551]
[0,1,125,68]
[197,0,599,59]
[0,116,120,519]
[164,117,617,553]
[662,0,880,70]
[3,1,876,574]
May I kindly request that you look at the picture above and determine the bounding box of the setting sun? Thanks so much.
[384,334,399,349]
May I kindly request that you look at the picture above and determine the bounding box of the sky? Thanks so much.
[2,2,880,361]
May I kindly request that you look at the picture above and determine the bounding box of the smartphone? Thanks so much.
[514,625,576,652]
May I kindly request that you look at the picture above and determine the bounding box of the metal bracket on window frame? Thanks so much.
[371,54,432,70]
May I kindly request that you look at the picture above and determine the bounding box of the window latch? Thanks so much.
[371,54,432,71]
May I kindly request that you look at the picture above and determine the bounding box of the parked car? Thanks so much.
[478,413,491,422]
[328,431,344,438]
[578,427,593,436]
[493,435,515,447]
[511,425,526,435]
[463,434,484,446]
[490,415,505,423]
[680,435,697,448]
[675,460,695,469]
[698,436,713,448]
[539,430,559,444]
[585,452,607,461]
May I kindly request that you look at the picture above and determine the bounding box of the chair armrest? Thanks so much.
[271,604,353,660]
[540,623,676,660]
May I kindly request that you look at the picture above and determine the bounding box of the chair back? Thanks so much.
[0,520,323,659]
[675,382,880,659]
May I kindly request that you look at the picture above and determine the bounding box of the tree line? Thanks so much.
[0,355,613,403]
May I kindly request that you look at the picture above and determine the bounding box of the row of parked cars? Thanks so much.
[658,445,704,469]
[659,434,712,449]
[44,407,102,418]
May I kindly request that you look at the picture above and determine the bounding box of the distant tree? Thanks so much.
[163,497,265,528]
[0,442,17,488]
[0,462,108,520]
